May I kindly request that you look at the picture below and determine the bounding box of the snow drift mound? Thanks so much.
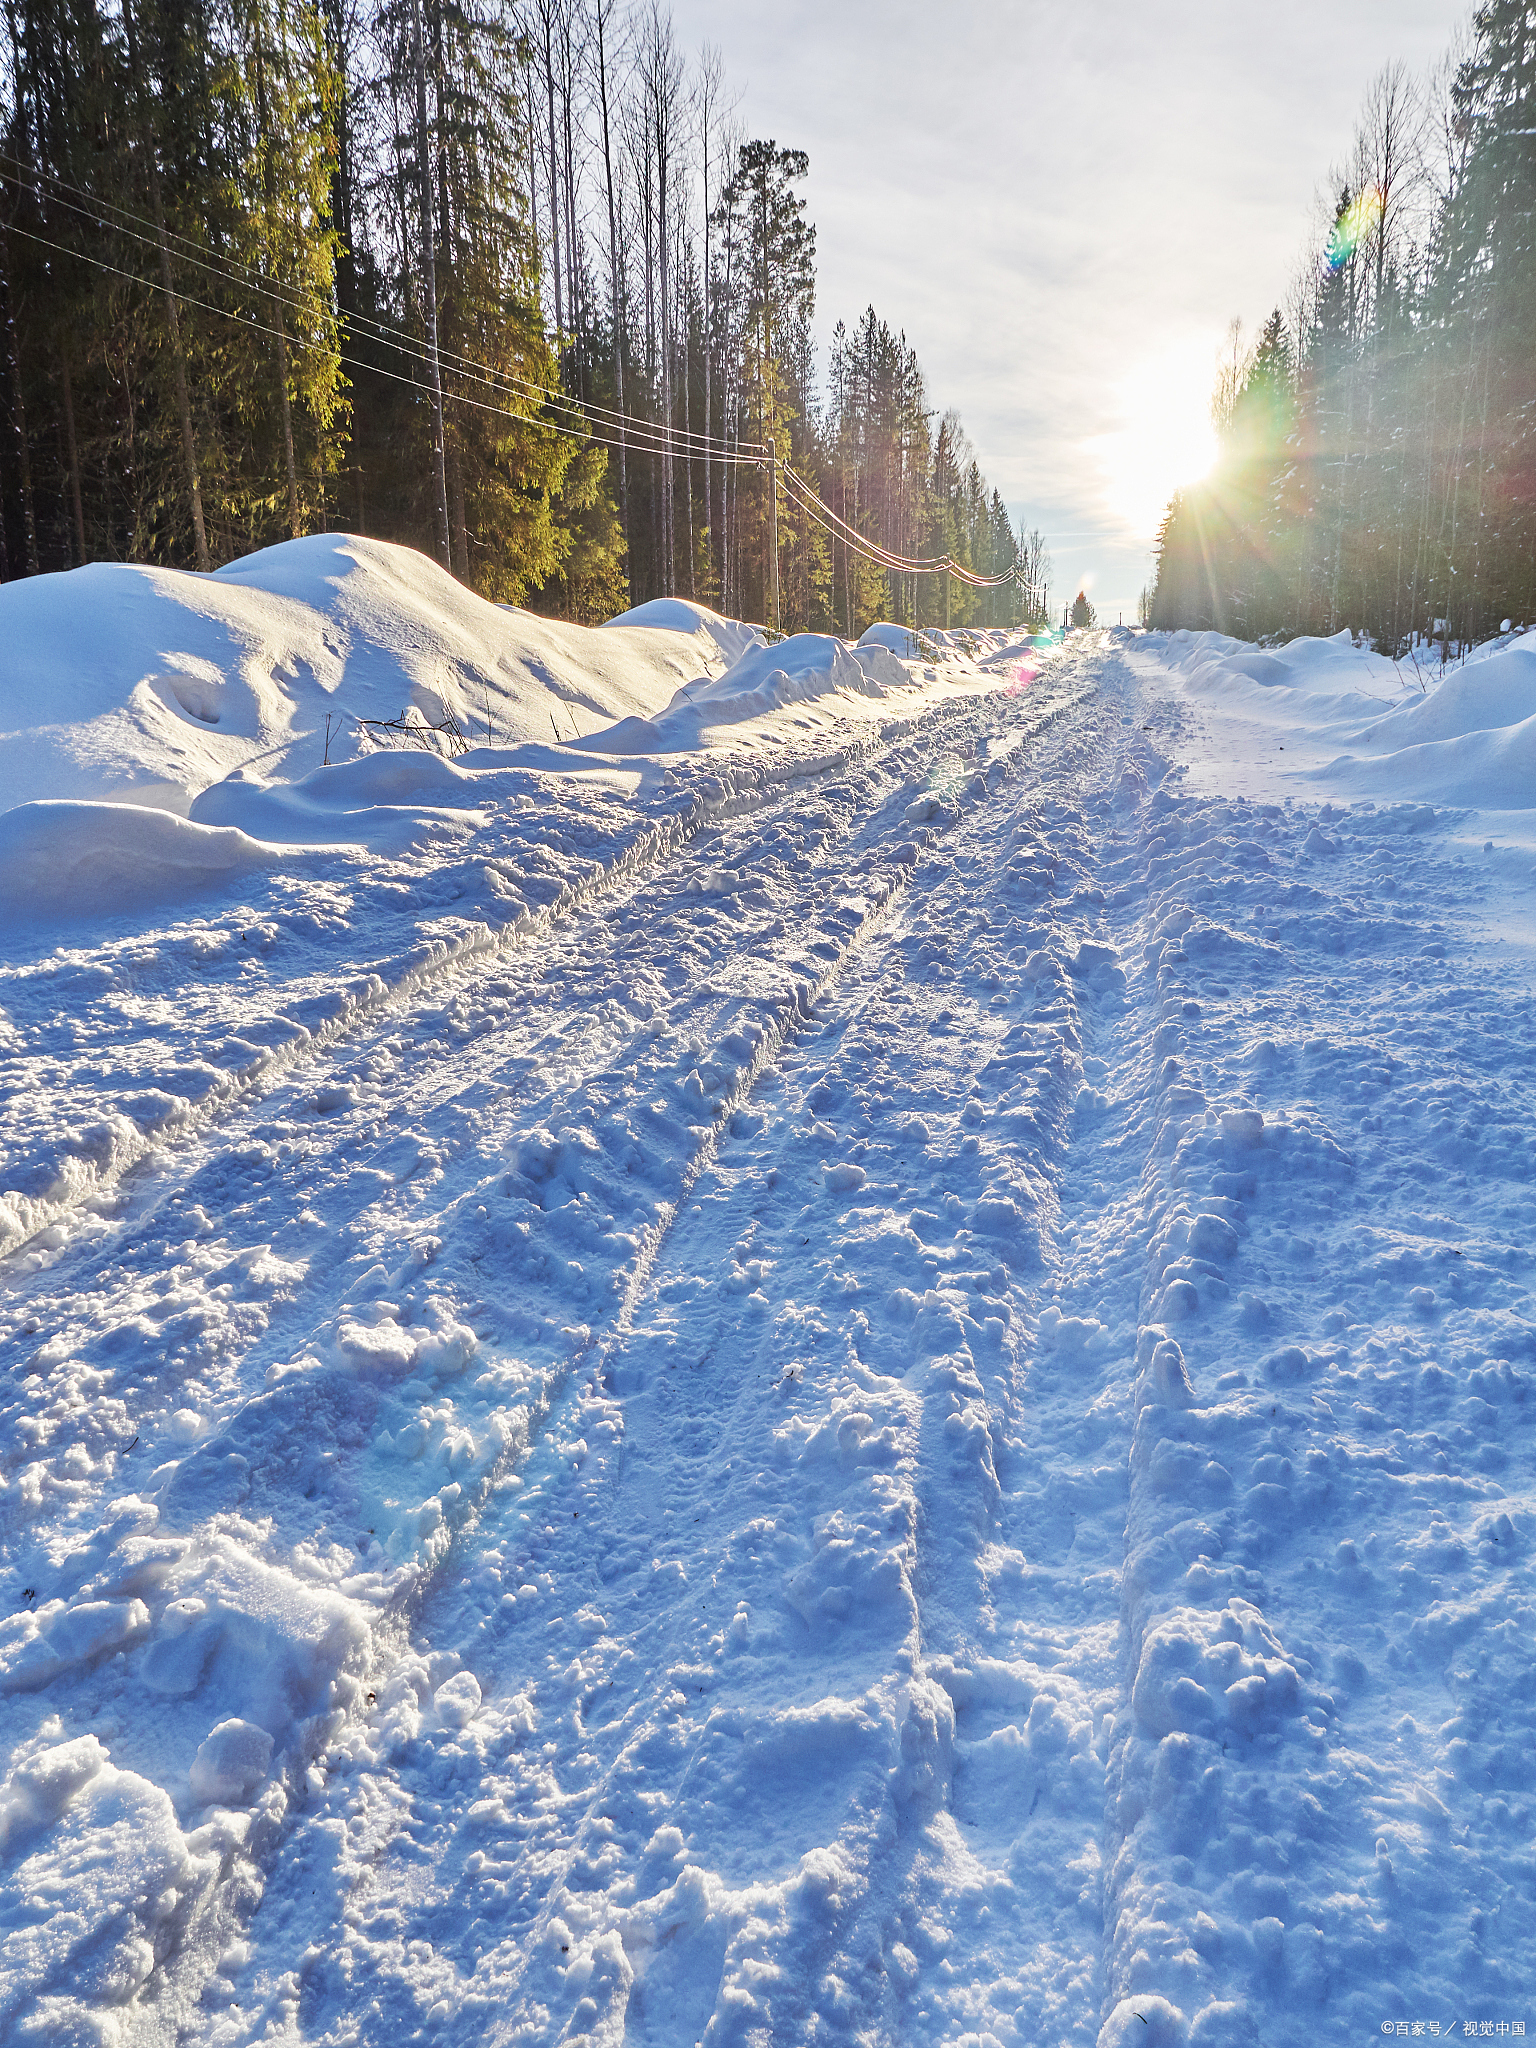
[682,632,910,716]
[188,748,497,855]
[1161,622,1536,812]
[1315,641,1536,808]
[0,535,752,818]
[0,800,304,922]
[1163,626,1398,709]
[581,631,915,753]
[603,596,764,669]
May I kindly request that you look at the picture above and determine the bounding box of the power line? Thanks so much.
[779,463,1024,588]
[0,210,771,472]
[0,152,765,465]
[2,157,1045,598]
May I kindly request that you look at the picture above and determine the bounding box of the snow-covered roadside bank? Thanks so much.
[1,611,1533,2044]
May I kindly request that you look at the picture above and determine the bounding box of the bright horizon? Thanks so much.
[665,0,1469,625]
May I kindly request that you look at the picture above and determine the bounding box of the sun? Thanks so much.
[1091,342,1221,540]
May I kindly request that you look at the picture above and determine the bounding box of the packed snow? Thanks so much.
[1,549,1532,2045]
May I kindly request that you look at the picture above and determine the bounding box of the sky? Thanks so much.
[665,0,1470,625]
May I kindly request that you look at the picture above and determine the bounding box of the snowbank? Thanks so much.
[1160,624,1536,812]
[0,535,751,818]
[187,749,489,855]
[577,631,918,753]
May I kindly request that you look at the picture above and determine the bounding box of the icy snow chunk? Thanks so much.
[1133,1601,1307,1741]
[1069,940,1125,989]
[190,1719,274,1805]
[0,1746,210,2022]
[413,1318,478,1377]
[1156,1278,1199,1322]
[0,1736,107,1848]
[1188,1212,1238,1261]
[434,1671,483,1729]
[1263,1345,1310,1385]
[1220,1108,1264,1148]
[335,1315,417,1374]
[1037,1306,1108,1356]
[824,1162,866,1194]
[889,1676,955,1812]
[1149,1339,1197,1408]
[972,1193,1028,1241]
[3,1598,149,1691]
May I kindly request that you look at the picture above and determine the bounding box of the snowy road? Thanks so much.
[4,636,1534,2045]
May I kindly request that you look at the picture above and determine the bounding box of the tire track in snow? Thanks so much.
[1,666,1091,1553]
[0,679,1076,1269]
[216,661,1131,2045]
[0,664,1103,2044]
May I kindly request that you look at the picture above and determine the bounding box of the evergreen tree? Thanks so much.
[1152,8,1536,644]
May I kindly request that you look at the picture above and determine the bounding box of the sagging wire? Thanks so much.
[0,210,771,471]
[0,154,766,466]
[778,462,1024,589]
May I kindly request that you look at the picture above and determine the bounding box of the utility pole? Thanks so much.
[413,0,452,573]
[768,437,780,634]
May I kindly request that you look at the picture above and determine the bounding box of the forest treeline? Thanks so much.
[0,0,1047,630]
[1150,0,1536,649]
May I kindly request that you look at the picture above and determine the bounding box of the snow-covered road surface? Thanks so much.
[3,630,1534,2045]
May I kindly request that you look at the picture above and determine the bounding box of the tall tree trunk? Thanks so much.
[658,151,672,592]
[120,0,211,569]
[449,437,469,580]
[0,239,39,573]
[538,4,564,340]
[682,306,694,596]
[412,0,451,570]
[59,341,86,562]
[560,20,580,389]
[594,0,627,565]
[274,299,302,537]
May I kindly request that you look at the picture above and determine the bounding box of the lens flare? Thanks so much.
[1325,187,1383,273]
[1093,345,1222,538]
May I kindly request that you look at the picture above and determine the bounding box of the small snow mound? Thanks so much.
[189,1718,274,1805]
[858,621,924,658]
[693,633,900,717]
[602,596,764,666]
[1100,1994,1188,2046]
[0,801,282,920]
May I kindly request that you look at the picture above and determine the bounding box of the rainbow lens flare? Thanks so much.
[1325,187,1383,272]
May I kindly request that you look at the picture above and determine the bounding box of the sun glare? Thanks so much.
[1091,344,1221,540]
